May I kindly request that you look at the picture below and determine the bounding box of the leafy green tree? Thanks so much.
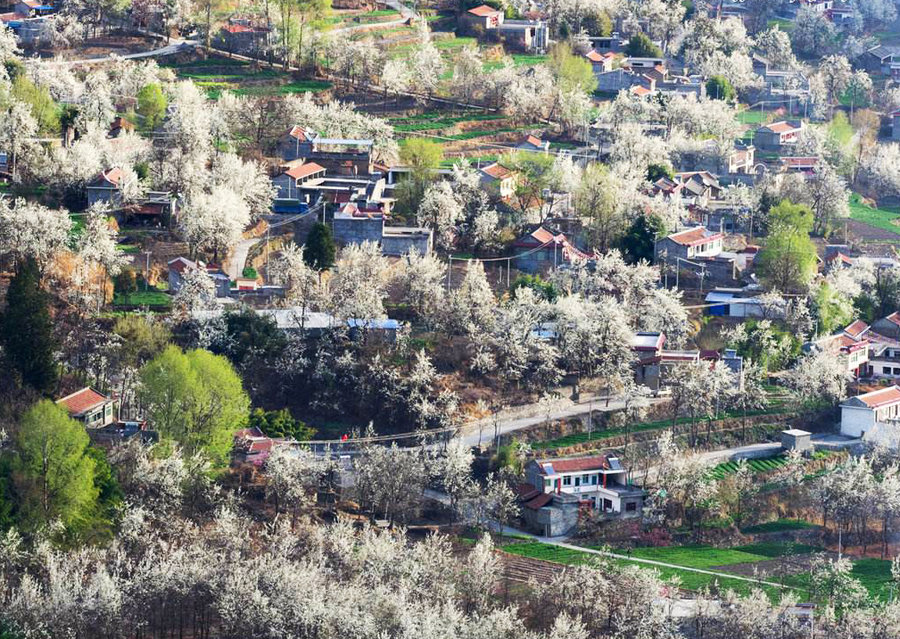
[813,282,853,335]
[625,33,662,58]
[11,401,99,532]
[1,258,57,393]
[400,138,443,183]
[705,75,735,101]
[139,346,250,466]
[511,273,558,302]
[114,315,171,366]
[757,200,817,292]
[646,163,674,183]
[617,213,666,264]
[137,83,168,130]
[248,408,314,440]
[11,74,59,134]
[303,222,336,271]
[549,42,598,94]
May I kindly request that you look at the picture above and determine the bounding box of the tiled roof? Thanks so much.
[523,134,543,147]
[287,125,314,141]
[535,456,612,475]
[468,4,501,16]
[168,256,196,274]
[481,162,512,179]
[631,86,652,97]
[666,227,722,247]
[852,386,900,409]
[781,156,819,168]
[885,312,900,327]
[585,50,604,62]
[91,167,124,187]
[763,121,801,134]
[56,388,110,416]
[844,320,869,338]
[523,493,553,510]
[285,162,326,180]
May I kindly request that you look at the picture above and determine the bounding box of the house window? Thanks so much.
[884,367,892,375]
[543,479,552,490]
[563,476,572,486]
[603,499,613,512]
[574,476,581,487]
[626,502,637,512]
[591,475,598,485]
[894,368,900,375]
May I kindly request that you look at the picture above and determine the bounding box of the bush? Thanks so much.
[242,266,258,279]
[248,408,314,441]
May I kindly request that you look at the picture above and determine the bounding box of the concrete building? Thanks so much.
[781,429,813,454]
[272,162,327,201]
[520,455,644,535]
[512,227,589,273]
[840,386,900,441]
[381,226,433,256]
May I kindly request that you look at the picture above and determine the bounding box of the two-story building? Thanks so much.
[525,455,645,515]
[655,227,724,263]
[272,161,327,201]
[56,388,117,428]
[86,167,133,208]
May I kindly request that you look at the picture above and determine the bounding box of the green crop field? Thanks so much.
[849,193,900,236]
[707,455,790,480]
[500,541,812,599]
[736,108,771,125]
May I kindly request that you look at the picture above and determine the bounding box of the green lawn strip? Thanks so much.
[736,109,771,126]
[116,244,141,255]
[511,54,548,66]
[530,406,788,450]
[113,291,171,307]
[848,192,900,236]
[741,519,818,534]
[501,542,802,600]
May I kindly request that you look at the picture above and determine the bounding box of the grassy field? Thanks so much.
[741,519,818,534]
[165,57,331,99]
[500,541,811,598]
[848,193,900,236]
[736,108,771,126]
[113,290,171,307]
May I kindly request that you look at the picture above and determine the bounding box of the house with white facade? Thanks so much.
[524,455,645,515]
[840,386,900,443]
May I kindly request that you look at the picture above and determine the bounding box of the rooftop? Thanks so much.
[56,388,111,416]
[468,4,502,16]
[533,455,621,475]
[848,386,900,409]
[665,227,723,247]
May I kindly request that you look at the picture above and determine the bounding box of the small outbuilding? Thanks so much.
[781,429,813,454]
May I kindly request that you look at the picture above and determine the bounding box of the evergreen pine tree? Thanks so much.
[1,258,57,393]
[303,222,336,271]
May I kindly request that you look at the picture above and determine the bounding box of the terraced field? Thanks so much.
[164,57,332,99]
[707,454,790,480]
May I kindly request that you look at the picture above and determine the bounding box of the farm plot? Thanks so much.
[707,455,790,480]
[164,57,332,99]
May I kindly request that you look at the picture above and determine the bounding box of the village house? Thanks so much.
[512,227,589,273]
[704,289,766,318]
[462,4,548,52]
[584,49,615,74]
[331,202,433,256]
[167,257,231,298]
[0,0,51,44]
[754,120,804,151]
[872,312,900,341]
[479,162,516,199]
[525,455,645,515]
[517,134,549,154]
[214,17,271,56]
[840,386,900,444]
[518,455,645,536]
[655,226,747,286]
[655,227,724,263]
[86,168,134,208]
[780,156,819,175]
[813,331,870,378]
[278,126,374,176]
[232,426,276,466]
[272,161,328,201]
[652,171,723,206]
[56,388,117,428]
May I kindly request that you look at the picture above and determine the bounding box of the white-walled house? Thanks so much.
[524,455,644,515]
[840,386,900,440]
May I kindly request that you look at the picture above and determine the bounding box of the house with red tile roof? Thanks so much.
[479,162,516,199]
[87,167,134,208]
[754,120,804,151]
[841,386,900,440]
[655,227,724,262]
[272,161,327,200]
[511,226,590,273]
[584,49,615,73]
[464,4,504,30]
[214,17,271,55]
[524,455,644,516]
[517,134,549,153]
[56,388,117,428]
